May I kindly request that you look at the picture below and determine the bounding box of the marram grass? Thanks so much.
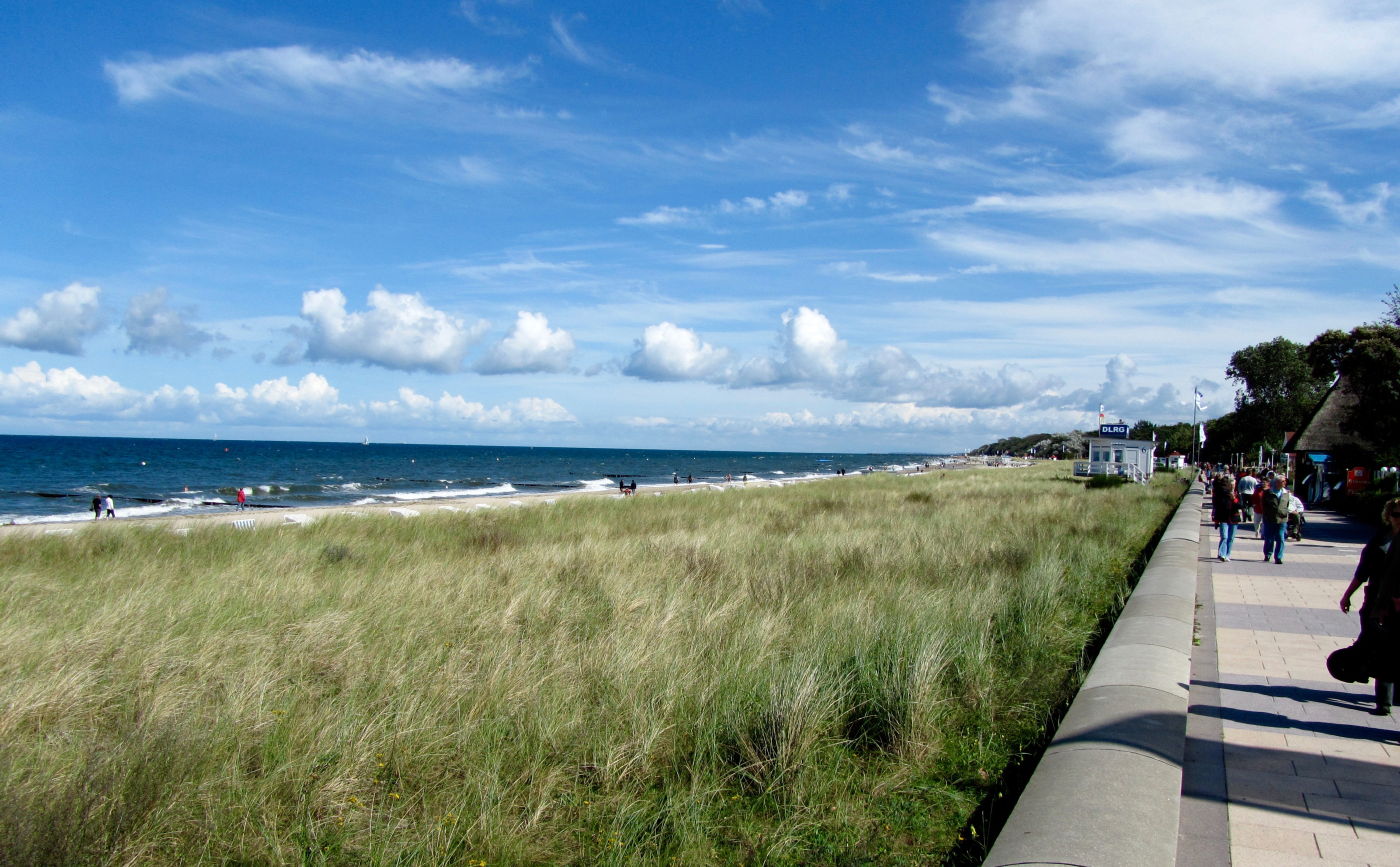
[0,464,1184,865]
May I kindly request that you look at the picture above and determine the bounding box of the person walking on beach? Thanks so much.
[236,487,247,510]
[1339,498,1400,714]
[1261,476,1292,564]
[103,495,115,519]
[1212,474,1243,561]
[673,473,679,484]
[91,495,102,520]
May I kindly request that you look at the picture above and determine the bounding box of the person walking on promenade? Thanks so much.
[1212,474,1243,561]
[1261,476,1293,564]
[103,494,115,519]
[236,487,247,510]
[1339,498,1400,714]
[1237,469,1258,533]
[91,495,102,520]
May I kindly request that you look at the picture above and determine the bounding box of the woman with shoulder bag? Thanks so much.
[1212,474,1243,562]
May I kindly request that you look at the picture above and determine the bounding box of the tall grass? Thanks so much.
[0,465,1183,865]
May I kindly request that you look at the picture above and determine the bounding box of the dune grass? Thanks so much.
[0,464,1184,865]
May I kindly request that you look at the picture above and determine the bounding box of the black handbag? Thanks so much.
[1328,642,1371,684]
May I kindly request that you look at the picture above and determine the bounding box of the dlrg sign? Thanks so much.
[1099,423,1130,438]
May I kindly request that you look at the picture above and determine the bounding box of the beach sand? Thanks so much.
[2,463,988,539]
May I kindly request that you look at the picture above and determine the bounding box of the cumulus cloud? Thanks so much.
[740,306,845,385]
[474,311,575,374]
[836,347,1060,408]
[0,362,577,431]
[299,287,488,373]
[104,45,515,107]
[122,287,214,356]
[622,321,732,381]
[210,373,350,423]
[619,307,1061,410]
[0,361,133,417]
[0,283,104,355]
[1039,353,1218,422]
[370,387,575,428]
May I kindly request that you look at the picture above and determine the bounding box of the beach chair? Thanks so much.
[232,518,256,530]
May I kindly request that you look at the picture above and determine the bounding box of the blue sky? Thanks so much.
[1,0,1395,452]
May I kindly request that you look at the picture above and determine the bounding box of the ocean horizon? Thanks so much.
[0,434,946,525]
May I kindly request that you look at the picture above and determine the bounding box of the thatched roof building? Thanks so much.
[1284,376,1374,456]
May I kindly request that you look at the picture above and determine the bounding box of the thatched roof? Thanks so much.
[1286,376,1373,454]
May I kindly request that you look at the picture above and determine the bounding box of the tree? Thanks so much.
[1384,285,1400,326]
[1223,336,1331,452]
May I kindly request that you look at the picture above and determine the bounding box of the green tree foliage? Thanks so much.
[969,431,1085,458]
[1129,421,1195,456]
[1214,337,1331,458]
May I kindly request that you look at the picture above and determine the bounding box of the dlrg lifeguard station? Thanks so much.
[1073,423,1157,482]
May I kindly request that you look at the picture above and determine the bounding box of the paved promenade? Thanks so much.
[1179,498,1400,866]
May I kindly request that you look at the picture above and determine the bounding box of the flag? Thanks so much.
[1098,403,1105,423]
[1194,388,1207,412]
[1198,423,1207,445]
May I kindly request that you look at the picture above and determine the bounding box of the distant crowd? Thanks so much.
[1202,463,1304,564]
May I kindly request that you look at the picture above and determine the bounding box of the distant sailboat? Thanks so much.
[361,436,370,445]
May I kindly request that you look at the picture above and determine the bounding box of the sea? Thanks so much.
[0,435,944,525]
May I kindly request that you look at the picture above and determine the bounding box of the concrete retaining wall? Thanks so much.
[983,487,1202,867]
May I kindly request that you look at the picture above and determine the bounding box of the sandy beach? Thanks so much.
[3,461,993,539]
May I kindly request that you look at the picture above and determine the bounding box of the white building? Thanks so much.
[1073,424,1156,482]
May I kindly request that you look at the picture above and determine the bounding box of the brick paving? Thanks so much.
[1179,496,1400,866]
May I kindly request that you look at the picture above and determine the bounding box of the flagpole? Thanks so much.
[1191,385,1198,467]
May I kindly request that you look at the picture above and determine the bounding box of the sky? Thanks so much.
[1,0,1396,452]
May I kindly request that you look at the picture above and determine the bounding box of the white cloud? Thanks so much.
[0,361,133,417]
[732,306,844,386]
[458,0,527,36]
[550,14,616,70]
[1107,109,1201,163]
[822,261,942,284]
[474,311,575,374]
[976,0,1400,99]
[1304,182,1392,225]
[123,287,214,356]
[0,362,577,432]
[619,188,811,227]
[0,283,104,355]
[622,321,732,381]
[617,205,701,227]
[967,179,1281,225]
[926,229,1257,275]
[370,387,575,428]
[299,287,488,373]
[448,254,587,280]
[105,45,514,107]
[836,347,1060,408]
[210,373,351,423]
[396,155,502,186]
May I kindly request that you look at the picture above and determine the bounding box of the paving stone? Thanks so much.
[1180,508,1400,867]
[1314,832,1400,866]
